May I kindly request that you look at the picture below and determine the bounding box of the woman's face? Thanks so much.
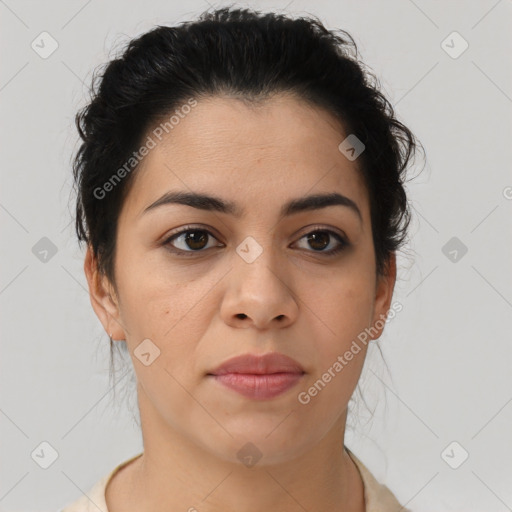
[86,93,396,465]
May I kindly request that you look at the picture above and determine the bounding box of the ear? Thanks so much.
[369,252,397,341]
[83,244,126,341]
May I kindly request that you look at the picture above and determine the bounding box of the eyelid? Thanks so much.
[162,224,224,251]
[292,226,349,256]
[294,224,348,242]
[162,224,350,255]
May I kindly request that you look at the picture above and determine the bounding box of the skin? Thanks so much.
[84,92,396,512]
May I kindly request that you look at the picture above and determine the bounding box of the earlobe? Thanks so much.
[83,245,126,341]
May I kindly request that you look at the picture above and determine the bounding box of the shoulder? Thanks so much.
[59,453,143,512]
[60,474,110,512]
[346,447,412,512]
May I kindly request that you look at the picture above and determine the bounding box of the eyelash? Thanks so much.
[162,225,349,257]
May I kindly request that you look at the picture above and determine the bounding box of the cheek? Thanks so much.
[116,258,218,380]
[313,274,375,340]
[297,288,372,423]
[116,248,201,335]
[120,279,210,429]
[304,275,374,392]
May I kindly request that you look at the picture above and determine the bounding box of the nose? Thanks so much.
[220,249,299,330]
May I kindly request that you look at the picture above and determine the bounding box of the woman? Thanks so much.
[62,6,420,511]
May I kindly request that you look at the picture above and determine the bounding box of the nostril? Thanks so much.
[236,313,247,319]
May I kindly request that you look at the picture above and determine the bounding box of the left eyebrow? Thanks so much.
[140,190,362,224]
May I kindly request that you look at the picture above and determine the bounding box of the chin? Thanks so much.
[197,424,318,468]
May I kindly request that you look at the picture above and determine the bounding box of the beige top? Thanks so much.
[61,448,409,512]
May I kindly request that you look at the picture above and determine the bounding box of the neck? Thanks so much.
[107,387,365,512]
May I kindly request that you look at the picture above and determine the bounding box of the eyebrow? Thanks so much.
[140,190,362,223]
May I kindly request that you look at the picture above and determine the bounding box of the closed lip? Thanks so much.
[207,352,305,376]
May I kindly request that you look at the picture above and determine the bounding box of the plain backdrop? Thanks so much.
[1,0,511,510]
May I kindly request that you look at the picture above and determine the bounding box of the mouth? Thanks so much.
[208,372,304,400]
[207,352,305,400]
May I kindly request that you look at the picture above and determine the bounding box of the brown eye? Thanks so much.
[295,229,348,255]
[306,231,330,251]
[163,228,222,254]
[162,226,348,258]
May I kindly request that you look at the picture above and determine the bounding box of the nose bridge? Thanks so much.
[233,232,288,294]
[220,231,298,328]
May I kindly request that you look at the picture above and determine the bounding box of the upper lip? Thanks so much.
[208,353,305,376]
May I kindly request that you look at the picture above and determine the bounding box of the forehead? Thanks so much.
[120,93,369,223]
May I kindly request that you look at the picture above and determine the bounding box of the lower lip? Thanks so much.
[209,373,304,400]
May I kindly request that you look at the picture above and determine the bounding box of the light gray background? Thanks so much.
[1,0,511,510]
